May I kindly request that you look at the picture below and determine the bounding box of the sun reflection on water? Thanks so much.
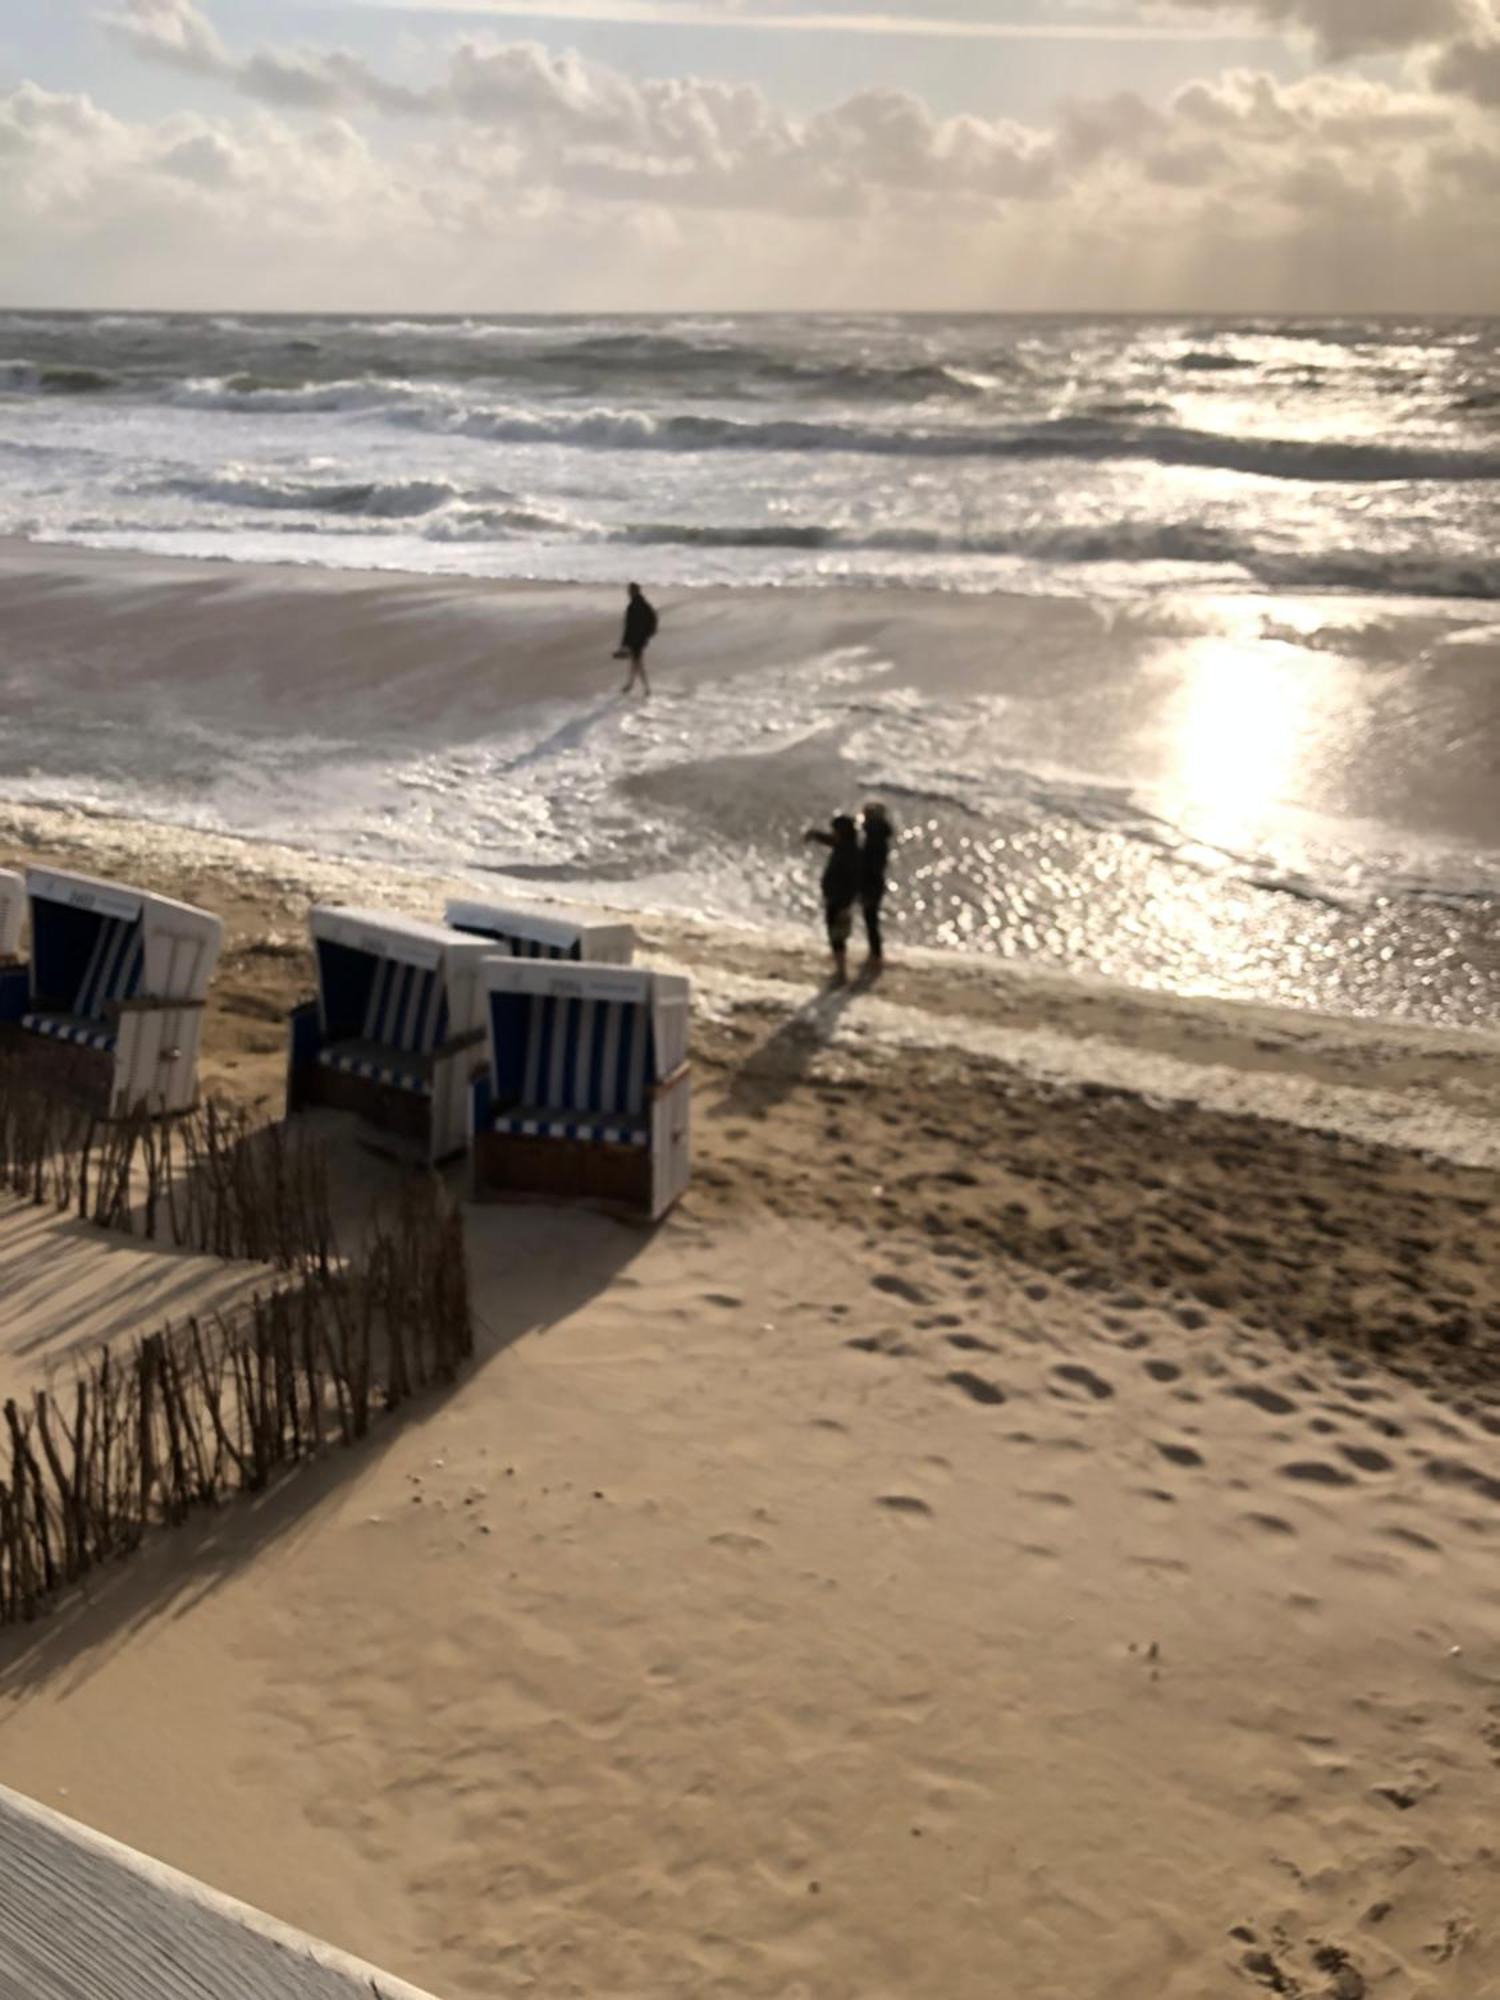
[1165,632,1323,859]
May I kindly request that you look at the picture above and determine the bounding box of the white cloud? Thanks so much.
[3,2,1496,307]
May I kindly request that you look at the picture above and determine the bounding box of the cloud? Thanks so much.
[7,5,1497,307]
[1158,0,1485,59]
[101,0,227,73]
[97,6,1059,210]
[1431,26,1500,102]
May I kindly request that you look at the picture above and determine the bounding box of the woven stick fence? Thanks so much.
[0,1062,474,1628]
[0,1054,334,1272]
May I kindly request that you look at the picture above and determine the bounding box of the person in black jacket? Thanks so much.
[859,801,893,965]
[804,813,861,983]
[616,582,658,695]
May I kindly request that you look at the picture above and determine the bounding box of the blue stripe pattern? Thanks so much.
[319,1046,427,1093]
[504,937,579,961]
[75,916,144,1018]
[490,994,653,1138]
[362,960,449,1054]
[20,910,143,1048]
[21,1013,117,1052]
[492,1112,648,1146]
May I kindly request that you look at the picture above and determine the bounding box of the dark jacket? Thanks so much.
[860,818,892,903]
[808,825,861,910]
[622,594,658,652]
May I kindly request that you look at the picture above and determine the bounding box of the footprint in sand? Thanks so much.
[947,1333,999,1354]
[1280,1461,1357,1487]
[1227,1383,1299,1416]
[702,1293,744,1309]
[1338,1444,1395,1475]
[1382,1525,1440,1552]
[873,1273,930,1305]
[1051,1364,1114,1401]
[846,1335,915,1358]
[946,1370,1007,1407]
[1243,1512,1298,1536]
[1423,1457,1500,1504]
[876,1494,934,1517]
[1144,1360,1181,1383]
[1156,1441,1205,1469]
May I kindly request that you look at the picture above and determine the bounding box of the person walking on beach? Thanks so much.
[859,801,893,967]
[615,582,658,696]
[805,813,861,984]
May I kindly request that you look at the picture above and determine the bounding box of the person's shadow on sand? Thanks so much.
[712,962,881,1120]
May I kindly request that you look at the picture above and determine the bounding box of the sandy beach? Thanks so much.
[1,800,1498,1998]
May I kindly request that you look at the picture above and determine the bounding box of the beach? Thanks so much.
[2,307,1500,1991]
[1,792,1499,1996]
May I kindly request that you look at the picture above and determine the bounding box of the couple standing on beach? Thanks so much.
[807,805,893,985]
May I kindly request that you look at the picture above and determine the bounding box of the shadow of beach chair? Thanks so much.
[470,959,691,1221]
[0,867,222,1116]
[286,906,491,1164]
[446,897,636,965]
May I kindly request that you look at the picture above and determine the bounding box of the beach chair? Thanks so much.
[286,906,491,1163]
[446,898,635,965]
[0,869,22,965]
[0,867,222,1116]
[0,869,26,1028]
[470,958,691,1220]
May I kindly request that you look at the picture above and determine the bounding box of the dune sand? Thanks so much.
[0,811,1497,1998]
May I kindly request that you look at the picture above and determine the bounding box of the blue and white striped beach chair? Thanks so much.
[471,959,691,1219]
[446,899,635,966]
[0,868,222,1115]
[286,907,492,1163]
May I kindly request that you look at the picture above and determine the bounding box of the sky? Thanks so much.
[2,0,1500,309]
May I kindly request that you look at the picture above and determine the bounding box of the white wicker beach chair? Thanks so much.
[0,868,23,964]
[470,958,691,1220]
[446,897,635,965]
[286,906,492,1163]
[0,867,221,1116]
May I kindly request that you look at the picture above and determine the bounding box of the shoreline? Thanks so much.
[2,797,1497,1172]
[2,533,1497,1034]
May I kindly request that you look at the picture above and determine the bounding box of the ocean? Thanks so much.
[1,310,1497,1027]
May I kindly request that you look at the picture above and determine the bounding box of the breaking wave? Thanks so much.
[615,519,1500,597]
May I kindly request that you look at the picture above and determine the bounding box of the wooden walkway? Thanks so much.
[0,1785,443,2000]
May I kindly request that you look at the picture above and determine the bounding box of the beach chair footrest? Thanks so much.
[473,1126,655,1211]
[490,1109,649,1147]
[21,1012,117,1053]
[0,1019,116,1114]
[317,1042,431,1094]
